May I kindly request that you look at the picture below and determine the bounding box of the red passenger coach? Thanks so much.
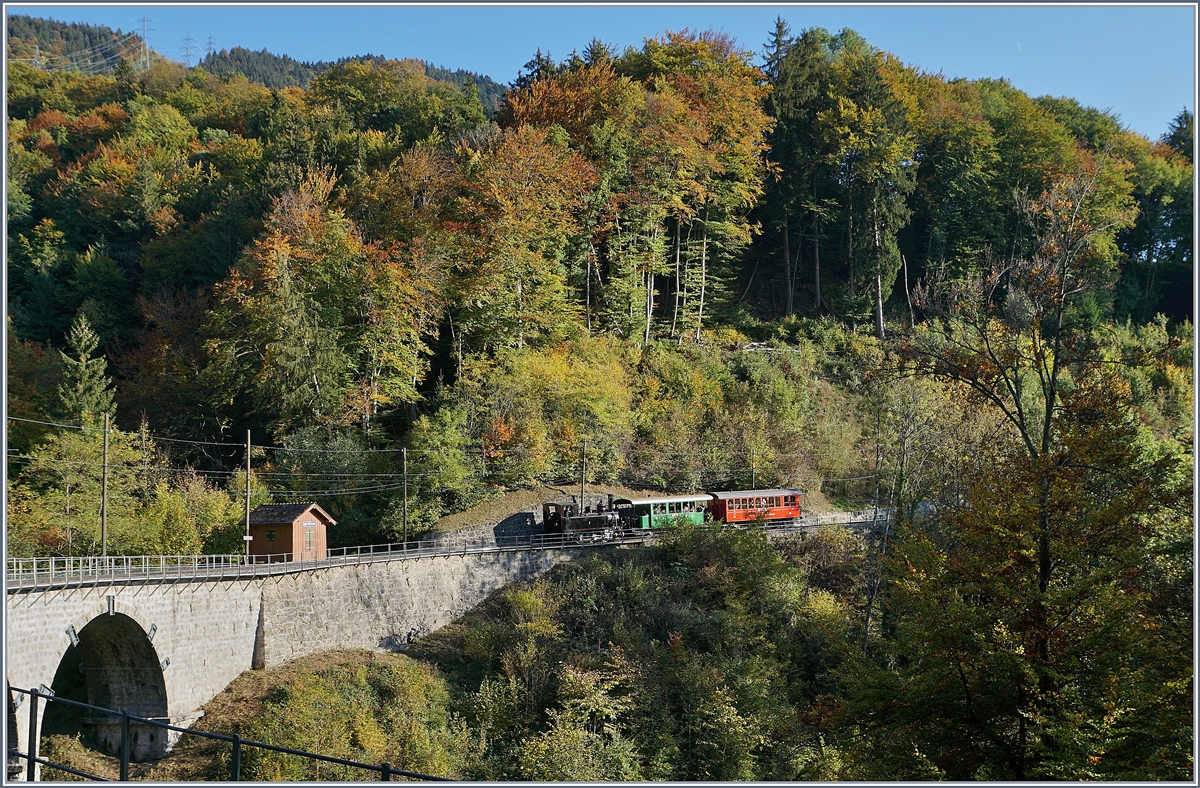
[709,489,805,525]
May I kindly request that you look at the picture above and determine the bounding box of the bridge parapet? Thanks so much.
[5,532,613,593]
[6,510,894,593]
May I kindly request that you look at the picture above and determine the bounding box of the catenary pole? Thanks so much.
[101,413,109,557]
[245,430,252,555]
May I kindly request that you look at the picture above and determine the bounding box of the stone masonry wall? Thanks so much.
[6,546,578,777]
[5,579,263,720]
[256,548,574,667]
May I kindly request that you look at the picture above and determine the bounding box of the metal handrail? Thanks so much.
[7,686,449,781]
[5,509,893,592]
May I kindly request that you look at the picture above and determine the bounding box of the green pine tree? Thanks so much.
[56,312,116,428]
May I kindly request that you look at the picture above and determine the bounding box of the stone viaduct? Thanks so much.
[5,510,889,779]
[6,543,575,778]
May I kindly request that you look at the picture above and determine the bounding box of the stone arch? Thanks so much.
[42,599,156,688]
[45,607,169,760]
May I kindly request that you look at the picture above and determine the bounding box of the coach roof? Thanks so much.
[612,494,713,507]
[708,489,806,500]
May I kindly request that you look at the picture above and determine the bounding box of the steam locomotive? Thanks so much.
[541,489,805,541]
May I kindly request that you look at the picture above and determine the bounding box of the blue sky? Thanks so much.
[7,4,1196,140]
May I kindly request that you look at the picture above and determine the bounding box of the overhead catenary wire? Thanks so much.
[6,453,870,482]
[8,417,242,448]
[8,416,883,505]
[7,416,437,453]
[5,454,446,479]
[9,417,866,460]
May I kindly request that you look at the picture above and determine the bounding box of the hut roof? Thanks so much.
[248,502,336,526]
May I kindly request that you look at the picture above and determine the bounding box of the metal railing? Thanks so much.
[6,686,450,782]
[4,531,631,592]
[6,510,893,592]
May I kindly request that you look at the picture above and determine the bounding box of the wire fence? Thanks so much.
[6,686,450,782]
[5,510,893,592]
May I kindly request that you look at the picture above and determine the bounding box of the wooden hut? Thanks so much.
[246,502,336,561]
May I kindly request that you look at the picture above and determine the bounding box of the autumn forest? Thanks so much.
[6,15,1194,781]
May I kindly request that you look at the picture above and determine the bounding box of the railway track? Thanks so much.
[5,509,892,593]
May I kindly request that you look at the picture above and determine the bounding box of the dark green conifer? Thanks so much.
[56,312,116,427]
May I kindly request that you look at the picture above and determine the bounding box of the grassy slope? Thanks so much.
[41,650,414,781]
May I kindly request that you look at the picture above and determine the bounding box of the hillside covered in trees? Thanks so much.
[6,14,156,76]
[198,47,509,116]
[5,18,1193,780]
[40,526,1194,781]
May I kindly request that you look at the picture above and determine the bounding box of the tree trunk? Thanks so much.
[848,196,856,333]
[902,253,914,327]
[874,204,885,340]
[694,210,709,342]
[516,275,524,347]
[783,210,793,317]
[586,243,593,332]
[739,259,760,304]
[644,268,653,346]
[671,219,682,337]
[874,275,886,340]
[813,212,821,315]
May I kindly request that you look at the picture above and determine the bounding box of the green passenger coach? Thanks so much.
[613,494,712,530]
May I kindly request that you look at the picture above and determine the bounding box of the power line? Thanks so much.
[16,31,142,64]
[141,16,153,71]
[9,31,144,76]
[181,29,197,68]
[7,417,241,448]
[5,453,448,480]
[7,416,437,454]
[7,450,868,490]
[8,417,872,464]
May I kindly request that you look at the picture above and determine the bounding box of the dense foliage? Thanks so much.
[219,521,1189,781]
[197,46,509,116]
[239,656,466,780]
[6,17,1193,778]
[6,15,149,74]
